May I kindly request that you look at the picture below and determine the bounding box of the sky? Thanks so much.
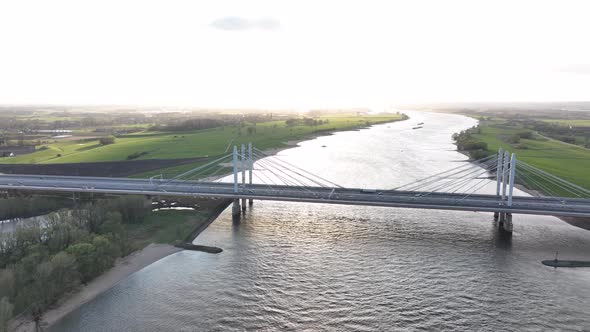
[0,0,589,109]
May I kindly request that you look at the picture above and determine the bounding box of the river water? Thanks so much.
[52,112,590,331]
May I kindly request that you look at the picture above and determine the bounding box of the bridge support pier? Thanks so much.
[497,213,513,233]
[502,213,513,233]
[232,199,241,216]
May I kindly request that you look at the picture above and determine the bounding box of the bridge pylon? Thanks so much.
[494,148,504,221]
[495,149,516,233]
[232,145,241,216]
[248,142,254,206]
[241,144,247,212]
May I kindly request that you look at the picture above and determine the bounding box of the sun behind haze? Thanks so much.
[1,0,589,109]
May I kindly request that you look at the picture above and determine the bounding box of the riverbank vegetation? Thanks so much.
[448,108,590,196]
[0,195,227,331]
[0,106,409,330]
[0,196,72,221]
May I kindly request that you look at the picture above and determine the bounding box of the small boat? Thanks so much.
[417,122,424,125]
[542,252,590,267]
[412,126,423,130]
[321,145,327,148]
[542,260,590,268]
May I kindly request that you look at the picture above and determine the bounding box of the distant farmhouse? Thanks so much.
[35,129,73,134]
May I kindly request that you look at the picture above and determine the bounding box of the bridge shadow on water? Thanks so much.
[491,221,513,250]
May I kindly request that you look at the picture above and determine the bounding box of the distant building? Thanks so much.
[36,129,73,134]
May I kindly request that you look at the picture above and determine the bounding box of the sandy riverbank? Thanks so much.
[10,243,182,332]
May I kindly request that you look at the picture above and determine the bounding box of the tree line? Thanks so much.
[0,196,149,331]
[520,120,590,147]
[150,118,225,132]
[285,118,329,127]
[0,196,71,221]
[452,126,492,159]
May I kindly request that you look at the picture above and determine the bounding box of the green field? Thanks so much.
[469,120,590,192]
[540,119,590,127]
[124,209,215,248]
[0,114,404,165]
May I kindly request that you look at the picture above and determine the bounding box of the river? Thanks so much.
[52,111,590,331]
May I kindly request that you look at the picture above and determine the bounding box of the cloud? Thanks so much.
[210,16,280,31]
[557,64,590,76]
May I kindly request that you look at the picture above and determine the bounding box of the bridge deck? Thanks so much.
[1,174,589,217]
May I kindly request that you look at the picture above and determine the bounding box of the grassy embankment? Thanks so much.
[0,113,404,165]
[0,113,405,179]
[127,200,229,249]
[455,118,590,196]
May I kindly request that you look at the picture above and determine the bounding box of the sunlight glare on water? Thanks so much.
[52,112,590,331]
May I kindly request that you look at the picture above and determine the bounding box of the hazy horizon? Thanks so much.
[1,0,590,108]
[2,101,590,112]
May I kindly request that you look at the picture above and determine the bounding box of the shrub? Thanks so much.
[517,131,533,139]
[469,149,493,160]
[111,196,149,224]
[66,243,97,283]
[98,136,116,145]
[126,151,149,160]
[508,134,521,144]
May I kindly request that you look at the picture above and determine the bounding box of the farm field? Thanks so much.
[466,119,590,193]
[540,119,590,127]
[0,113,405,165]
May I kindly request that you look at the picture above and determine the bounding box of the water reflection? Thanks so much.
[492,221,513,250]
[52,111,590,332]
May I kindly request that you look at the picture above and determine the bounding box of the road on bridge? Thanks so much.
[1,174,590,218]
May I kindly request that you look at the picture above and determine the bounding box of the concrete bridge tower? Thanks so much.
[232,145,241,216]
[241,144,247,212]
[495,148,516,233]
[248,142,254,206]
[232,143,255,217]
[494,147,504,221]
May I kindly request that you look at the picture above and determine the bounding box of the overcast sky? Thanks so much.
[1,0,589,109]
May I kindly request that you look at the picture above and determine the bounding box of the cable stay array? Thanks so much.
[147,145,342,194]
[146,143,590,208]
[165,154,234,182]
[252,147,342,188]
[514,160,590,199]
[392,154,499,197]
[392,149,590,202]
[149,153,235,184]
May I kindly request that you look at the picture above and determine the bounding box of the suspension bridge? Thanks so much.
[0,144,589,233]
